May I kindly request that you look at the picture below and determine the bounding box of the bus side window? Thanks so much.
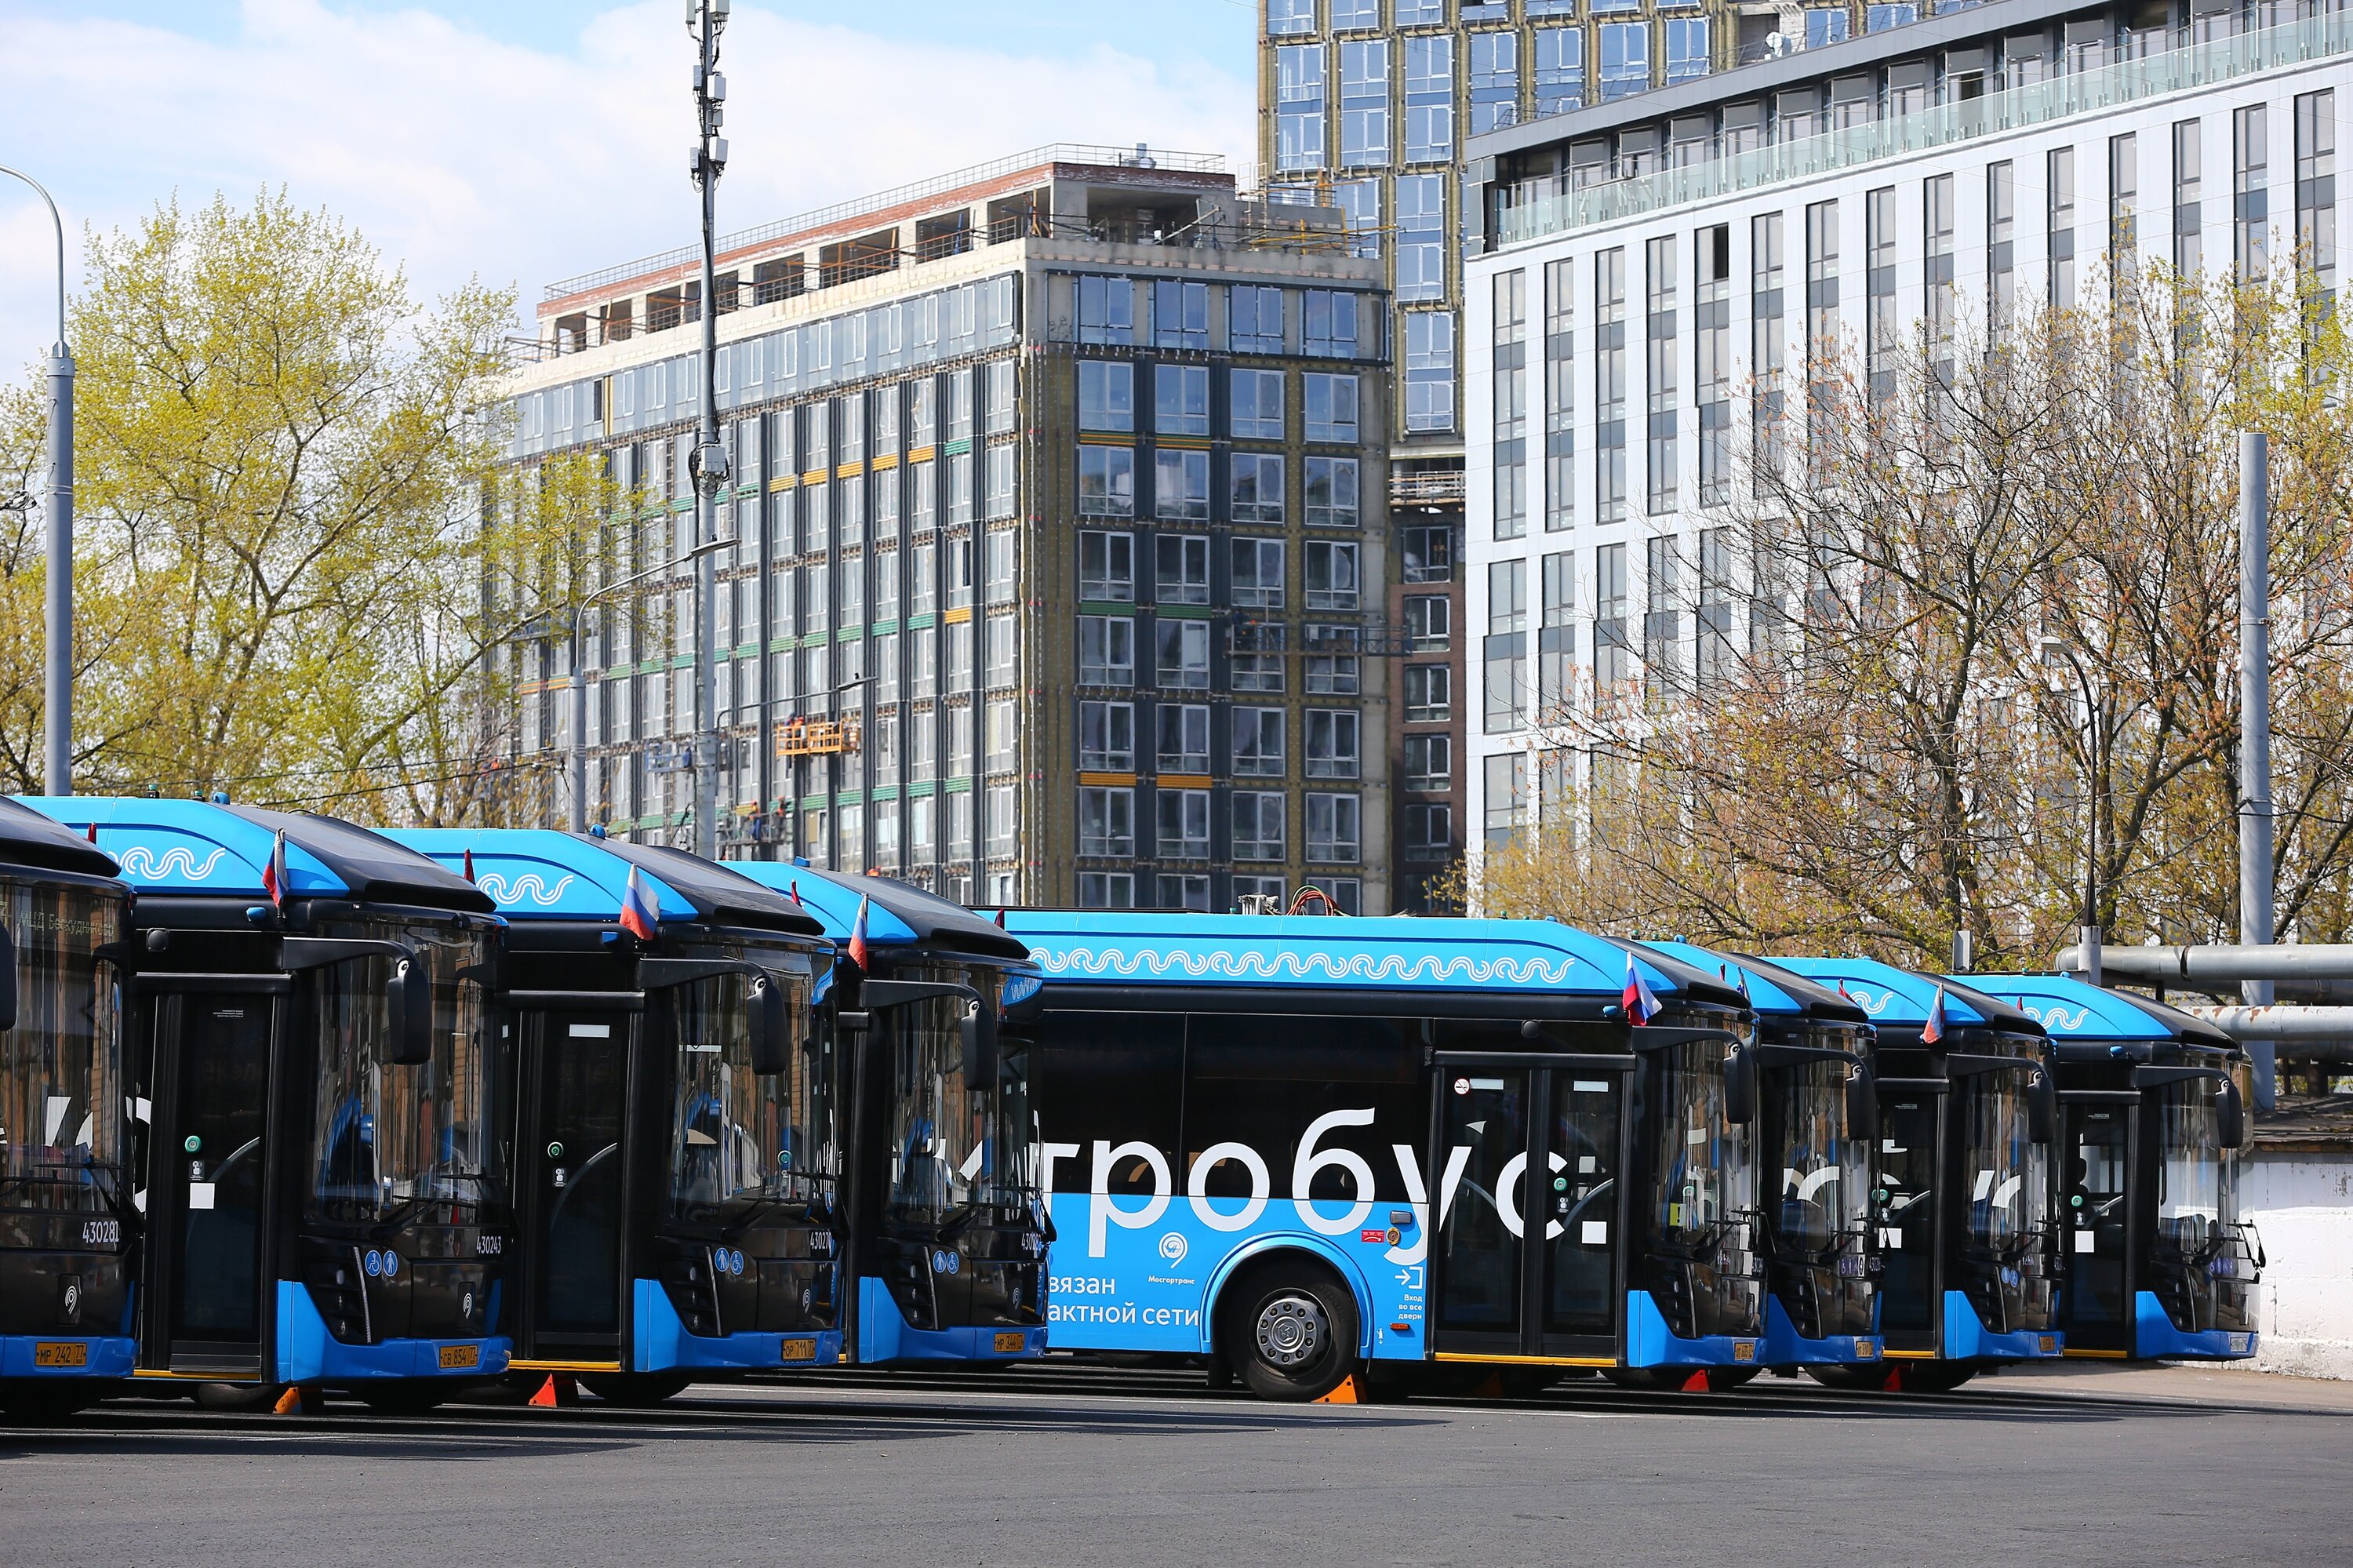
[1035,1013,1184,1196]
[1184,1015,1420,1203]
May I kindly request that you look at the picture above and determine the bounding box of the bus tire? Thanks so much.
[1893,1362,1977,1394]
[1220,1259,1358,1402]
[580,1371,693,1406]
[1804,1364,1895,1392]
[191,1381,282,1412]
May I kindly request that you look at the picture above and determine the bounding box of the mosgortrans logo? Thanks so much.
[1158,1231,1188,1265]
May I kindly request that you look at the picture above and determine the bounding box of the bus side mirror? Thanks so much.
[1846,1064,1878,1147]
[748,973,788,1075]
[0,922,15,1031]
[2028,1069,2057,1145]
[961,1000,998,1086]
[1724,1044,1757,1126]
[386,956,434,1066]
[2219,1075,2248,1151]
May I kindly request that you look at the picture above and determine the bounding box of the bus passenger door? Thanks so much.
[1871,1080,1945,1355]
[1427,1053,1633,1366]
[2057,1090,2138,1353]
[515,1009,634,1362]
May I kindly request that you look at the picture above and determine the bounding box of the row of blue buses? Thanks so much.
[3,799,1046,1413]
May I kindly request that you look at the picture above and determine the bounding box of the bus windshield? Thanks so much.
[2155,1079,2232,1255]
[1770,1056,1871,1255]
[308,919,496,1226]
[1647,1040,1756,1248]
[668,953,826,1220]
[0,877,125,1214]
[1962,1067,2049,1254]
[885,964,1037,1227]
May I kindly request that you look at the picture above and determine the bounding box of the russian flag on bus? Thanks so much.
[261,829,289,908]
[1622,952,1661,1025]
[1922,984,1949,1046]
[847,894,872,973]
[619,866,660,940]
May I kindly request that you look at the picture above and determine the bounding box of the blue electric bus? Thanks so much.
[0,799,136,1417]
[391,830,845,1403]
[1953,972,2260,1362]
[1637,941,1883,1374]
[727,863,1047,1366]
[21,799,507,1412]
[1778,959,2063,1390]
[1002,911,1766,1401]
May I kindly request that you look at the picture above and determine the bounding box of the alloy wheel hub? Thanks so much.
[1256,1293,1326,1367]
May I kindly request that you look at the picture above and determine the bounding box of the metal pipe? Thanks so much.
[2241,431,2278,1109]
[689,0,728,860]
[2055,943,2353,985]
[2,164,73,795]
[2177,1004,2353,1056]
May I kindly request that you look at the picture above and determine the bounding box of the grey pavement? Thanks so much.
[1,1362,2342,1566]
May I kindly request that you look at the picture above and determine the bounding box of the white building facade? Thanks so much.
[1459,0,2348,856]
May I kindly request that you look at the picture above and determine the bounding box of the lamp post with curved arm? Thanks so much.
[1,164,71,794]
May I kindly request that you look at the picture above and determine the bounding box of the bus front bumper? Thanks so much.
[1763,1297,1884,1366]
[1626,1290,1763,1369]
[2133,1293,2257,1360]
[631,1280,843,1372]
[0,1333,136,1379]
[275,1281,511,1382]
[1940,1290,2063,1363]
[855,1279,1045,1365]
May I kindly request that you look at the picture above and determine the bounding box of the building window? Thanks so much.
[1158,788,1210,860]
[1235,708,1286,778]
[1404,312,1456,432]
[1080,700,1134,770]
[1305,289,1364,356]
[1078,445,1134,516]
[1231,286,1286,354]
[986,529,1015,603]
[1305,540,1360,609]
[1267,0,1316,37]
[1404,35,1454,164]
[1537,550,1573,715]
[1156,364,1210,438]
[1595,541,1629,687]
[1332,0,1377,27]
[1078,276,1135,345]
[1231,537,1286,609]
[1305,373,1362,441]
[1988,161,2016,341]
[1405,733,1451,791]
[985,445,1015,520]
[1689,225,1731,508]
[1645,235,1678,515]
[1157,534,1209,605]
[2049,145,2078,307]
[1153,280,1209,350]
[1697,526,1734,686]
[1643,535,1679,699]
[2109,133,2139,291]
[1277,45,1328,173]
[1306,709,1361,780]
[1664,18,1709,86]
[1155,449,1210,521]
[1231,368,1286,439]
[2237,106,2269,282]
[1078,355,1134,424]
[1484,751,1527,847]
[1155,873,1212,912]
[1307,792,1361,863]
[1402,522,1454,584]
[984,613,1016,689]
[1405,663,1452,723]
[1340,38,1391,169]
[1485,564,1528,734]
[1544,257,1575,532]
[1406,593,1451,651]
[1805,198,1838,471]
[1866,185,1897,402]
[1300,875,1362,915]
[1533,25,1584,118]
[986,784,1016,856]
[2298,89,2335,298]
[2173,123,2202,282]
[1595,247,1627,523]
[1395,175,1447,303]
[1305,624,1360,694]
[1233,453,1286,524]
[1156,617,1210,689]
[1232,622,1286,693]
[1078,525,1134,598]
[1598,23,1648,102]
[1469,30,1519,136]
[1305,455,1358,528]
[1334,177,1382,259]
[1078,787,1134,856]
[1493,269,1529,541]
[1232,791,1287,861]
[1078,871,1136,909]
[1405,802,1453,859]
[1157,704,1209,773]
[1078,614,1135,686]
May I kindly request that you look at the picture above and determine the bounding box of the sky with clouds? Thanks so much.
[0,0,1258,373]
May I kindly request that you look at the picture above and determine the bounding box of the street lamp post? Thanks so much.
[686,0,732,858]
[2,165,73,795]
[568,536,734,833]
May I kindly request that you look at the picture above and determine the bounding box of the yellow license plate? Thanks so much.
[993,1332,1027,1354]
[438,1344,480,1370]
[32,1341,86,1369]
[1857,1341,1880,1359]
[1732,1341,1756,1362]
[2038,1335,2057,1354]
[779,1338,817,1362]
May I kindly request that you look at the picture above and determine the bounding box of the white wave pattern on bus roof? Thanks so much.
[111,845,232,882]
[2020,1002,2093,1032]
[1842,986,1899,1018]
[475,871,578,908]
[1030,944,1589,987]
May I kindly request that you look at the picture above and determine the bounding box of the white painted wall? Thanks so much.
[2230,1151,2353,1381]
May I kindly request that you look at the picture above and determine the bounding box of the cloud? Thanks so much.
[0,0,1252,370]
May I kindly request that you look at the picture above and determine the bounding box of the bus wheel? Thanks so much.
[355,1382,449,1416]
[1804,1365,1895,1392]
[1222,1262,1358,1402]
[1892,1363,1977,1394]
[580,1372,693,1407]
[191,1382,282,1412]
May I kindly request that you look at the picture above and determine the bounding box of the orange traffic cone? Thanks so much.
[528,1373,578,1408]
[1314,1374,1362,1405]
[271,1385,304,1416]
[529,1375,559,1408]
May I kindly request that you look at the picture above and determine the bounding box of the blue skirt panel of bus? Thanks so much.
[629,1279,843,1372]
[275,1282,512,1382]
[1939,1290,2063,1362]
[1626,1291,1762,1369]
[1763,1297,1884,1367]
[1044,1195,1398,1359]
[0,1333,135,1378]
[2133,1292,2257,1360]
[854,1278,1045,1365]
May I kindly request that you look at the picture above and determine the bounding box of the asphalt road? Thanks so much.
[2,1360,2344,1567]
